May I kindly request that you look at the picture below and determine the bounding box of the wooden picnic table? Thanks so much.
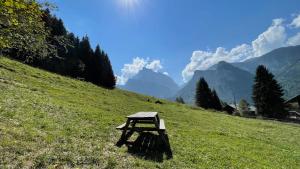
[116,112,167,145]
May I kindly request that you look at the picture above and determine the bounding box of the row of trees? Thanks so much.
[195,78,222,111]
[194,65,287,119]
[1,0,115,88]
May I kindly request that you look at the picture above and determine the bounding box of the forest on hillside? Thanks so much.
[0,0,116,88]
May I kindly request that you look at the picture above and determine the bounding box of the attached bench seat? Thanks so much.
[116,123,126,130]
[116,119,166,131]
[159,119,166,130]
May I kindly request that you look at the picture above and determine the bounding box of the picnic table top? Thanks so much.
[126,112,158,119]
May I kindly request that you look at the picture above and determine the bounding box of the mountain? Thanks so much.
[176,61,254,104]
[177,45,300,104]
[276,59,300,99]
[233,45,300,99]
[233,45,300,74]
[120,68,179,98]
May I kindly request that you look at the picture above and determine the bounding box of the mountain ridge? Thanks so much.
[176,61,254,104]
[233,45,300,74]
[175,45,300,104]
[120,68,179,98]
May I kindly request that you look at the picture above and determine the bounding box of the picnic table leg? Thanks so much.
[120,119,131,142]
[153,116,167,147]
[159,130,167,147]
[125,120,136,140]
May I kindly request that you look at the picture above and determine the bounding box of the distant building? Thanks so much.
[285,95,300,119]
[243,106,257,117]
[222,103,236,115]
[285,95,300,106]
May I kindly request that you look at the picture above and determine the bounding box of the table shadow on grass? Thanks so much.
[117,132,173,162]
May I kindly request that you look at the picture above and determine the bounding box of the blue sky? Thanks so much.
[49,0,300,85]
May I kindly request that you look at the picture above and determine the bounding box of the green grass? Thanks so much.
[0,56,300,168]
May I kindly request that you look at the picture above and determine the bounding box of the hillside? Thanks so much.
[120,69,179,99]
[233,45,300,99]
[176,61,254,104]
[0,57,300,168]
[277,59,300,99]
[233,45,300,74]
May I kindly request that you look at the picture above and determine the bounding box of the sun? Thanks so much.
[118,0,140,10]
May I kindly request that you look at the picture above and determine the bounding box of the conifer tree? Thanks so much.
[195,78,212,109]
[65,33,83,77]
[91,44,116,88]
[93,45,104,85]
[100,52,116,89]
[176,97,185,104]
[79,36,94,82]
[252,65,286,119]
[211,89,222,110]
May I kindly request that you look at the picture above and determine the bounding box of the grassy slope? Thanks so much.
[0,57,299,169]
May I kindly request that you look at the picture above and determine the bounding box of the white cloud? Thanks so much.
[117,57,164,85]
[163,72,169,76]
[287,32,300,46]
[145,60,163,72]
[290,14,300,28]
[252,19,287,57]
[182,18,296,82]
[182,44,253,82]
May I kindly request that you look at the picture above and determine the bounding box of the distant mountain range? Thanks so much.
[175,61,254,104]
[119,68,179,99]
[234,45,300,99]
[120,45,300,104]
[233,45,300,74]
[176,45,300,104]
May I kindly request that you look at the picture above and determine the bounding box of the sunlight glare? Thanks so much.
[118,0,140,10]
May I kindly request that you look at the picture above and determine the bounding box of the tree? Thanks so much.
[0,0,51,61]
[99,51,116,89]
[195,78,213,109]
[93,45,104,85]
[252,65,287,119]
[64,33,84,78]
[238,99,250,116]
[39,9,70,72]
[1,1,116,89]
[211,90,222,110]
[79,36,94,82]
[176,96,185,104]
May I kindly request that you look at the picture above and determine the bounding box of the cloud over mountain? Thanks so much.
[182,15,300,82]
[117,57,165,85]
[290,14,300,28]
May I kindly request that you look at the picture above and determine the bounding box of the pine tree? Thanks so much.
[40,9,69,74]
[176,97,185,104]
[195,78,213,109]
[79,36,94,82]
[101,52,116,89]
[93,45,104,85]
[252,65,287,119]
[65,33,84,78]
[92,45,116,88]
[211,90,222,110]
[53,19,67,36]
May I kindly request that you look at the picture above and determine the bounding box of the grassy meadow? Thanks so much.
[0,56,299,168]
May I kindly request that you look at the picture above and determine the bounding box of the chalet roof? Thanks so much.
[222,104,236,110]
[285,95,300,104]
